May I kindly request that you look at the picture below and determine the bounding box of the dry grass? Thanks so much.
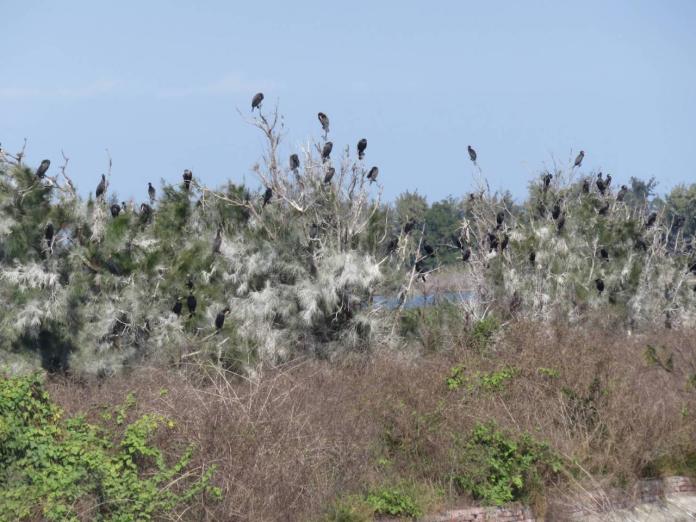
[47,319,696,521]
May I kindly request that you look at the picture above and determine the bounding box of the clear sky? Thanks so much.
[2,1,695,203]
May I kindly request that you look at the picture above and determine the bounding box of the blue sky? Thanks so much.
[1,1,695,203]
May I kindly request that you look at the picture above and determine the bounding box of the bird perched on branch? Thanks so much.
[403,219,416,235]
[212,227,222,254]
[600,248,609,260]
[582,179,590,193]
[318,112,330,133]
[357,138,367,160]
[183,169,193,190]
[251,92,264,111]
[140,203,152,222]
[262,187,273,207]
[487,232,499,252]
[598,202,609,216]
[542,173,552,191]
[495,211,504,229]
[172,297,182,316]
[462,247,471,262]
[451,234,464,250]
[596,173,607,195]
[324,167,335,184]
[148,183,156,203]
[616,185,628,202]
[645,212,657,228]
[96,174,106,200]
[215,308,231,330]
[110,204,121,218]
[556,214,566,232]
[500,234,509,251]
[551,203,561,220]
[44,223,54,245]
[529,251,536,265]
[422,243,434,257]
[605,174,612,189]
[321,142,333,162]
[366,166,379,183]
[187,293,197,316]
[595,278,605,294]
[289,154,300,171]
[386,237,399,253]
[574,150,584,168]
[468,145,477,163]
[36,159,51,178]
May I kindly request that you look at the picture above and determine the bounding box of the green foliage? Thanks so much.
[0,373,216,521]
[446,365,518,392]
[452,423,561,506]
[470,316,500,349]
[365,486,423,517]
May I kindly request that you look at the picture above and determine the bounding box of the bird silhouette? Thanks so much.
[324,167,335,184]
[451,234,464,250]
[186,294,197,315]
[616,185,627,202]
[488,232,499,252]
[645,212,657,228]
[422,243,434,257]
[318,112,330,133]
[289,154,300,171]
[542,173,553,191]
[44,223,54,244]
[36,159,50,178]
[215,308,231,330]
[212,227,222,254]
[552,203,561,220]
[598,203,609,216]
[556,214,566,232]
[387,237,399,253]
[599,248,609,260]
[110,204,121,218]
[96,174,106,200]
[366,166,379,183]
[148,183,156,203]
[582,179,590,193]
[496,211,505,229]
[321,142,333,161]
[357,138,367,160]
[403,220,415,235]
[596,173,607,195]
[183,169,193,190]
[595,278,605,294]
[529,251,536,265]
[251,92,264,111]
[468,145,477,163]
[574,150,585,168]
[462,248,471,262]
[262,187,273,207]
[172,297,183,316]
[500,234,509,251]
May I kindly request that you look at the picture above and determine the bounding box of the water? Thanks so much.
[373,290,474,310]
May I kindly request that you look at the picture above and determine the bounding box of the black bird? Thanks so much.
[556,214,566,232]
[542,173,552,191]
[357,138,367,160]
[488,232,499,252]
[551,203,561,220]
[121,201,128,213]
[110,203,121,218]
[186,276,194,291]
[387,236,399,253]
[215,308,231,330]
[366,166,379,183]
[645,212,657,228]
[140,203,152,217]
[529,251,536,265]
[318,112,330,133]
[251,92,264,111]
[596,173,607,195]
[599,248,609,260]
[186,293,197,315]
[324,167,335,184]
[44,223,55,244]
[582,179,590,193]
[500,234,509,251]
[148,182,156,203]
[183,169,193,190]
[451,234,463,250]
[468,145,477,163]
[403,219,415,235]
[634,237,647,251]
[289,154,300,171]
[422,243,435,257]
[262,187,272,207]
[172,297,183,316]
[496,211,505,229]
[212,227,222,254]
[415,260,427,282]
[598,203,609,216]
[321,141,333,161]
[605,174,612,189]
[673,215,685,229]
[688,261,696,275]
[574,150,585,168]
[462,248,471,262]
[616,185,628,202]
[96,174,106,200]
[595,278,605,294]
[36,159,50,178]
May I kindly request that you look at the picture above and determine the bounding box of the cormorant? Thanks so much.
[148,182,156,203]
[574,150,584,168]
[357,138,367,160]
[403,219,415,235]
[289,154,300,171]
[488,232,499,251]
[598,203,609,216]
[140,203,152,217]
[595,278,605,294]
[215,308,231,330]
[634,237,647,251]
[582,179,590,193]
[556,214,566,232]
[36,159,50,178]
[172,297,183,316]
[422,243,434,257]
[96,174,106,200]
[496,211,504,229]
[542,173,552,191]
[596,173,607,195]
[674,215,685,229]
[529,251,536,264]
[451,234,463,250]
[616,185,627,202]
[187,293,197,315]
[183,169,193,190]
[462,248,471,262]
[387,237,398,253]
[262,187,272,207]
[212,227,222,254]
[251,92,264,111]
[468,145,477,163]
[186,276,194,291]
[645,212,657,228]
[324,167,335,184]
[366,166,379,183]
[318,112,330,133]
[415,260,427,282]
[551,203,561,220]
[321,142,333,161]
[45,223,54,244]
[600,248,609,260]
[500,234,509,251]
[605,174,612,188]
[110,203,121,218]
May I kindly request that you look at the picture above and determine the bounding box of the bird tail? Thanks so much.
[359,152,364,160]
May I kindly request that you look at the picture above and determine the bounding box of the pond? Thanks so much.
[373,290,475,310]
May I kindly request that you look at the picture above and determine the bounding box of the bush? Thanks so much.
[0,372,216,521]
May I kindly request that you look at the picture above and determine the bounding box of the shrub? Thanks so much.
[0,372,216,521]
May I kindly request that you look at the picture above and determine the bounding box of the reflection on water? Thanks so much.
[373,291,474,310]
